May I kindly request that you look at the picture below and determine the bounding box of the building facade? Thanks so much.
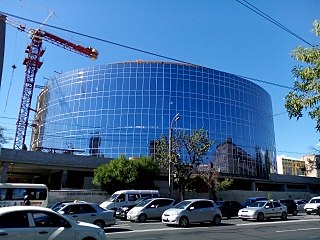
[276,156,306,176]
[31,61,277,179]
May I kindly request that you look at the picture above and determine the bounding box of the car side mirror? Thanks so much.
[265,206,270,209]
[189,206,195,211]
[64,221,72,228]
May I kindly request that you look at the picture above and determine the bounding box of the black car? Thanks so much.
[216,200,243,219]
[115,197,151,220]
[279,199,298,215]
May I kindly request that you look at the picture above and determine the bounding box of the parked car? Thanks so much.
[0,206,105,240]
[49,200,87,211]
[279,199,298,215]
[238,200,287,221]
[241,197,268,207]
[162,199,222,227]
[54,202,116,228]
[115,197,151,220]
[216,200,243,219]
[100,189,160,210]
[294,199,308,212]
[127,198,176,222]
[304,196,320,215]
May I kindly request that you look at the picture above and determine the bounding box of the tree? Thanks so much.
[0,126,10,147]
[92,155,160,193]
[285,20,320,131]
[156,128,213,200]
[199,164,234,201]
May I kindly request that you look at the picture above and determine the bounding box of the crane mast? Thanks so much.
[10,23,98,150]
[13,33,44,150]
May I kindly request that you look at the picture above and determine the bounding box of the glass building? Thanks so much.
[31,61,277,179]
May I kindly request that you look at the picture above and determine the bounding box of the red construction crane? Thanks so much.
[2,16,99,150]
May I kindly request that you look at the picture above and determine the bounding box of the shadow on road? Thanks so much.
[104,227,133,233]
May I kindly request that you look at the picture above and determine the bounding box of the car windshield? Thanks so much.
[215,201,224,207]
[107,194,119,202]
[310,198,320,203]
[250,201,266,207]
[172,200,192,209]
[136,198,152,207]
[52,203,67,212]
[133,197,149,205]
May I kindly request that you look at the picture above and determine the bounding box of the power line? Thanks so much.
[235,0,314,47]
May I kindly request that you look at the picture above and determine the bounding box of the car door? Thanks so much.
[263,202,275,218]
[272,201,284,217]
[156,199,174,218]
[65,204,97,223]
[30,211,76,240]
[188,201,212,223]
[0,211,35,240]
[145,199,161,219]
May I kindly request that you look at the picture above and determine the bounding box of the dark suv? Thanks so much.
[216,200,243,219]
[279,199,298,215]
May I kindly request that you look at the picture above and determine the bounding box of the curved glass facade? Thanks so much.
[31,61,277,178]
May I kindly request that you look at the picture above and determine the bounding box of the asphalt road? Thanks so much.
[104,213,320,240]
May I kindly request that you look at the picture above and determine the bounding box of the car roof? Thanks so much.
[0,206,54,214]
[148,197,174,201]
[247,197,267,200]
[183,199,214,202]
[59,202,97,206]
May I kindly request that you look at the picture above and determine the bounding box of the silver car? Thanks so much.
[162,199,222,227]
[127,198,176,222]
[0,206,105,240]
[55,202,116,228]
[238,200,287,221]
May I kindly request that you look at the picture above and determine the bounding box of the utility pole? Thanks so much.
[168,113,180,197]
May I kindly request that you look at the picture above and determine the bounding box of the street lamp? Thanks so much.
[169,113,180,197]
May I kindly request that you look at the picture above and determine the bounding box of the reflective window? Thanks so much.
[34,62,276,179]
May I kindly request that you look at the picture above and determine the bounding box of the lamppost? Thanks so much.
[168,113,180,197]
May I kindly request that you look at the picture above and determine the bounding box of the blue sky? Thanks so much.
[0,0,319,158]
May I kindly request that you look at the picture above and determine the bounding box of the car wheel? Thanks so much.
[93,219,105,228]
[293,210,298,216]
[211,215,221,225]
[138,213,147,222]
[306,212,311,215]
[257,212,264,222]
[179,216,189,228]
[281,212,287,221]
[241,218,247,221]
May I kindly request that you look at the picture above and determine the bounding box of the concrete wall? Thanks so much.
[48,188,314,207]
[48,190,109,206]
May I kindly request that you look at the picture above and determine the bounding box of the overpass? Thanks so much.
[0,148,110,189]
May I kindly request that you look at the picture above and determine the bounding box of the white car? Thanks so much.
[0,206,105,240]
[238,200,287,221]
[304,196,320,215]
[162,199,222,227]
[294,199,308,212]
[55,202,116,228]
[126,198,176,222]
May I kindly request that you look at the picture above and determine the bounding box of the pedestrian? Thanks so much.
[24,195,30,206]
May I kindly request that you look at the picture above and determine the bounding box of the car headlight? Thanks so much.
[170,212,179,216]
[97,228,105,235]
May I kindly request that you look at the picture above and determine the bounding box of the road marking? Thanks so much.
[106,226,208,235]
[236,218,320,227]
[108,218,320,235]
[276,227,320,233]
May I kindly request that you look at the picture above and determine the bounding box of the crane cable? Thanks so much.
[4,64,16,113]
